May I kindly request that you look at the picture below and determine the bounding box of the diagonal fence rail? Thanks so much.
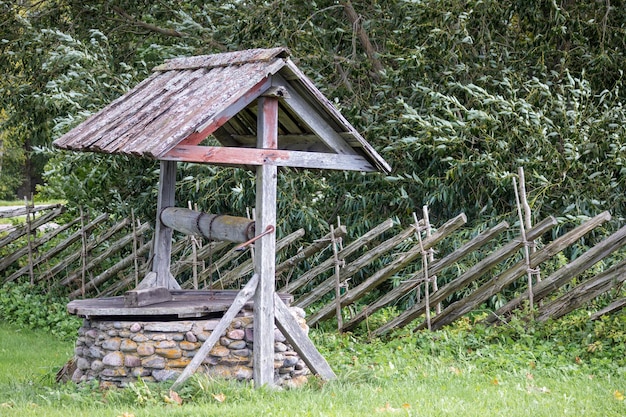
[1,201,625,333]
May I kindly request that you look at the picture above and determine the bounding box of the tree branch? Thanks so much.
[341,0,384,79]
[111,6,183,38]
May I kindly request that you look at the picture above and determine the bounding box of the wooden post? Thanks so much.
[131,208,139,287]
[79,206,88,297]
[422,205,440,314]
[331,224,343,331]
[513,177,534,312]
[24,197,34,285]
[152,160,179,289]
[413,212,431,331]
[253,95,278,388]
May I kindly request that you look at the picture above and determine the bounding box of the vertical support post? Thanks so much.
[152,160,177,288]
[253,95,278,388]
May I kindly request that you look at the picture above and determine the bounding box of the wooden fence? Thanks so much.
[1,201,625,334]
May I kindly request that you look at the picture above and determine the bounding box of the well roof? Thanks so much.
[53,47,390,173]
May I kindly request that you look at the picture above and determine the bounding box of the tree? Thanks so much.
[1,0,624,240]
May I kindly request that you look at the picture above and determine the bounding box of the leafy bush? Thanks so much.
[0,282,81,340]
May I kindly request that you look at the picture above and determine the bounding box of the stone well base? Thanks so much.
[71,308,310,388]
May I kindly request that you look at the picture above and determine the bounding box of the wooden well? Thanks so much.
[54,47,390,388]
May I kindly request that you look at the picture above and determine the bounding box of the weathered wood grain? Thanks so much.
[306,213,467,326]
[536,259,626,322]
[373,217,557,336]
[284,219,393,295]
[160,207,254,242]
[424,211,610,331]
[253,95,279,388]
[153,160,177,288]
[484,211,613,323]
[294,221,416,309]
[274,293,336,380]
[344,220,510,333]
[124,286,172,307]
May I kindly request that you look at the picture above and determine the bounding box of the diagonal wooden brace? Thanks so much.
[170,273,259,390]
[274,293,336,381]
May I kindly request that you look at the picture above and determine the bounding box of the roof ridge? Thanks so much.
[153,47,290,72]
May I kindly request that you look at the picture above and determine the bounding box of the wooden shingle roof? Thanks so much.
[53,47,391,173]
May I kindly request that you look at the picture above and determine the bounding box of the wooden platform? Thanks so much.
[67,290,293,318]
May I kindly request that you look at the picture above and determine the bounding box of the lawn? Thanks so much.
[0,319,625,416]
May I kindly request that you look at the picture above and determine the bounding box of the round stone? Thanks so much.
[102,338,121,351]
[209,345,230,357]
[102,351,124,367]
[229,340,247,350]
[120,339,138,352]
[155,348,182,359]
[76,357,91,371]
[155,340,176,349]
[274,329,287,343]
[197,331,210,342]
[185,331,197,342]
[137,343,155,356]
[88,346,105,359]
[274,342,288,353]
[124,355,142,368]
[227,329,245,340]
[132,334,149,343]
[90,360,104,371]
[283,356,299,368]
[180,341,198,351]
[231,348,251,357]
[153,369,179,382]
[130,323,142,332]
[142,355,166,369]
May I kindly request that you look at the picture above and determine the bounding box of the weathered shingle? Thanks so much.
[53,47,390,173]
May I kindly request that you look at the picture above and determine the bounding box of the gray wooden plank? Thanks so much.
[274,294,336,380]
[253,96,279,388]
[152,161,178,288]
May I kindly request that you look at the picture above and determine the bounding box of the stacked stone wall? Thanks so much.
[72,308,310,388]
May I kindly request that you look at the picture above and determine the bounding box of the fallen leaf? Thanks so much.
[402,403,411,409]
[116,413,135,417]
[449,366,461,375]
[526,373,534,380]
[375,402,400,413]
[491,378,499,385]
[1,402,13,409]
[614,390,625,401]
[166,390,183,405]
[212,392,226,403]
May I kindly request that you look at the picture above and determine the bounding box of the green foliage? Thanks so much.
[0,282,81,340]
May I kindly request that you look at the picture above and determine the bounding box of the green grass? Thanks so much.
[1,319,625,417]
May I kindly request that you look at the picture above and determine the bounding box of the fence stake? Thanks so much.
[331,224,343,331]
[422,205,440,314]
[513,177,534,312]
[518,167,540,283]
[131,208,139,288]
[24,197,34,285]
[79,207,88,298]
[413,212,431,331]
